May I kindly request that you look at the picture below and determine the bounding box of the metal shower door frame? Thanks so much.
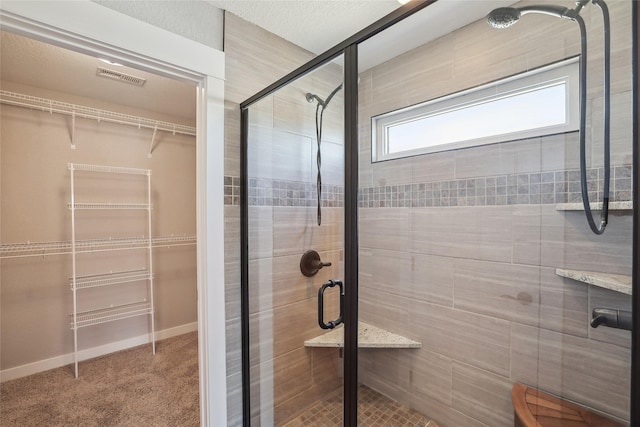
[631,1,639,424]
[240,1,639,425]
[240,4,436,425]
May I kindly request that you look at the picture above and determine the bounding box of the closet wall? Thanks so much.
[0,78,197,375]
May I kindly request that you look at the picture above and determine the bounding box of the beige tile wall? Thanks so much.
[357,0,633,425]
[224,13,345,426]
[226,1,633,425]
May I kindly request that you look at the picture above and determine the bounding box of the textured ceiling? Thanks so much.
[0,1,515,122]
[208,0,516,70]
[207,0,402,54]
[358,0,516,71]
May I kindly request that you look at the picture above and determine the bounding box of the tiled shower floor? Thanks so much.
[282,385,439,426]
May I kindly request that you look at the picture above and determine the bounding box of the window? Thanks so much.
[372,58,579,162]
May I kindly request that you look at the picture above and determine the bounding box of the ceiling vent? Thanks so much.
[96,67,146,87]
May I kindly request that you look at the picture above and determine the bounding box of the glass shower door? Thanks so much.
[354,1,633,426]
[242,1,635,425]
[244,57,346,426]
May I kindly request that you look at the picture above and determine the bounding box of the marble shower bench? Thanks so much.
[304,321,422,349]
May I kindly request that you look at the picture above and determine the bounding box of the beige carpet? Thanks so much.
[0,332,199,426]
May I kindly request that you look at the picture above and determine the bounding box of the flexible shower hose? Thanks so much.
[315,103,324,226]
[576,0,610,235]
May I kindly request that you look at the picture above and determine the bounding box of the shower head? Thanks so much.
[486,7,521,29]
[487,4,574,28]
[305,82,343,109]
[306,93,323,105]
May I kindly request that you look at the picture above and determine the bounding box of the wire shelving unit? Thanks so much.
[68,163,156,378]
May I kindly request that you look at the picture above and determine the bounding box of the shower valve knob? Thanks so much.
[300,250,331,277]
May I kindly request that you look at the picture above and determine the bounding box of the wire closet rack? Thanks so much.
[0,235,196,260]
[0,90,196,136]
[2,87,200,377]
[0,90,196,157]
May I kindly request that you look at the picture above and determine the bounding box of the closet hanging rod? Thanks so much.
[0,90,196,136]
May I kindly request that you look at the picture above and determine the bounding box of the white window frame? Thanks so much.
[372,57,579,162]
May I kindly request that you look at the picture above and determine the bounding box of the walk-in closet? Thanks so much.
[0,30,200,423]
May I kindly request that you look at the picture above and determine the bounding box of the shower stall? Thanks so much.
[240,1,637,426]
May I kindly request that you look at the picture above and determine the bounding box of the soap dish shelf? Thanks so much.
[555,201,632,212]
[555,268,631,295]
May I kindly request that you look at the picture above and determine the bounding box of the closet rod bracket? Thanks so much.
[148,125,158,158]
[70,111,76,149]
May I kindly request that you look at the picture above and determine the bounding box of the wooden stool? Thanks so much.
[512,383,626,427]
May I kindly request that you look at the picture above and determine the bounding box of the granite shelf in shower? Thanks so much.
[555,201,633,211]
[555,268,632,295]
[304,321,422,349]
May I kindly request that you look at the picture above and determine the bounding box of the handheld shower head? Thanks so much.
[487,7,521,29]
[487,4,573,28]
[306,93,322,105]
[485,0,613,235]
[305,83,343,108]
[306,82,343,227]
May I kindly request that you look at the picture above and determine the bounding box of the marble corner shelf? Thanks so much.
[555,268,632,295]
[304,321,422,349]
[555,201,633,211]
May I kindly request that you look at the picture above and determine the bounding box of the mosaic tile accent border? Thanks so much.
[358,166,632,208]
[225,176,344,207]
[225,165,632,208]
[250,178,344,207]
[224,176,241,206]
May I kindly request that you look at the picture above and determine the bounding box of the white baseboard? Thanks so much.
[0,322,197,383]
